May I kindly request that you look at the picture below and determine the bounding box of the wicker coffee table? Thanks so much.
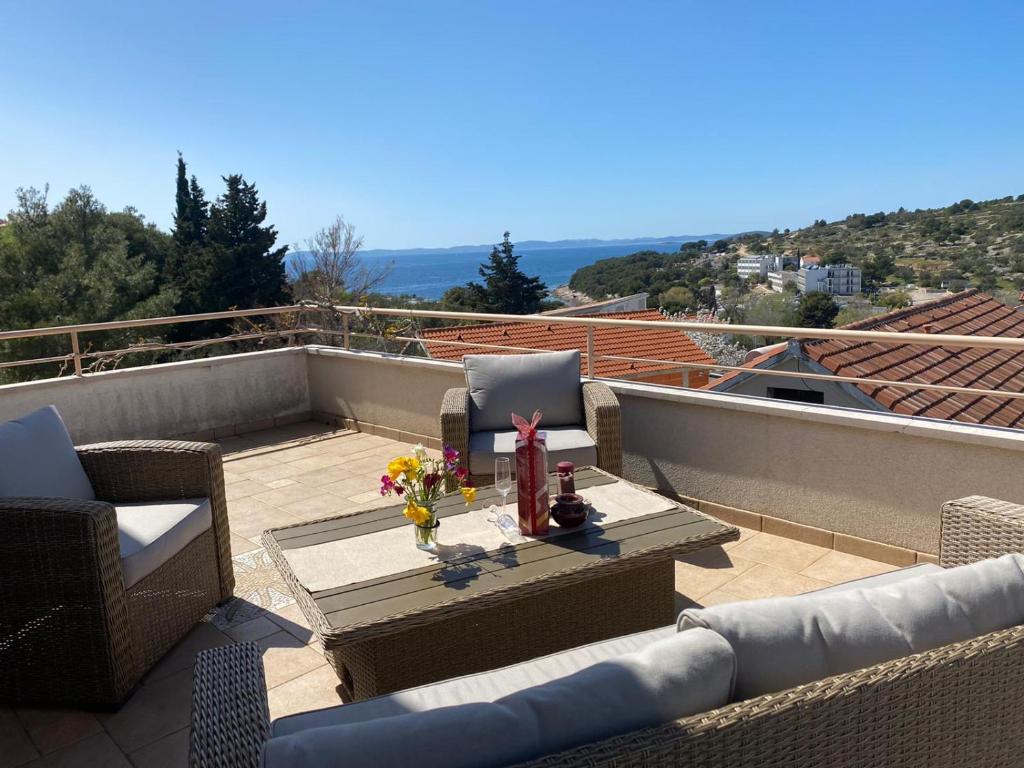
[263,467,737,701]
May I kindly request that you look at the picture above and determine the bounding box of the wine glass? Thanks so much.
[493,457,512,521]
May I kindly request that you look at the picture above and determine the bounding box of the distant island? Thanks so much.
[358,234,747,257]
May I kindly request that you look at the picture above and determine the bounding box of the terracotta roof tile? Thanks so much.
[419,309,716,380]
[803,290,1024,427]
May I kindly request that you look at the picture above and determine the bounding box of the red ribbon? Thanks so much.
[511,410,543,442]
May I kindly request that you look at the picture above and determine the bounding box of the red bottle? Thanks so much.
[512,411,549,535]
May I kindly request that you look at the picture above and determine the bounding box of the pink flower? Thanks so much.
[394,484,405,496]
[380,475,395,495]
[423,472,441,493]
[442,444,459,465]
[455,466,468,481]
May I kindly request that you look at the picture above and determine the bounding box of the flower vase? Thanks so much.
[414,512,440,552]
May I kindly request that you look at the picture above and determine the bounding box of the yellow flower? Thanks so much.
[387,456,421,481]
[403,501,432,525]
[460,486,477,504]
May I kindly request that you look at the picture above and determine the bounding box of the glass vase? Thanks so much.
[414,515,440,552]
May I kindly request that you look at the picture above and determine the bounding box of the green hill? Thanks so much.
[733,194,1024,292]
[568,194,1024,302]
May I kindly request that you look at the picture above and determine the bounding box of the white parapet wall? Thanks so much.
[0,347,311,444]
[5,344,1023,556]
[609,380,1024,555]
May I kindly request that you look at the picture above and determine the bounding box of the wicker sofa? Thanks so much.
[189,495,1024,768]
[0,434,234,707]
[440,350,622,485]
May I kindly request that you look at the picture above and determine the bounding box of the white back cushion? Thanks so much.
[262,628,735,768]
[679,554,1024,701]
[0,405,95,500]
[464,351,583,431]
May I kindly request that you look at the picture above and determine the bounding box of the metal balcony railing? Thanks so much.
[2,302,1024,403]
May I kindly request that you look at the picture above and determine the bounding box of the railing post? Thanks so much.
[70,331,83,376]
[342,313,350,350]
[586,326,595,378]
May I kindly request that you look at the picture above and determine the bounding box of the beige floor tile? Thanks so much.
[227,499,304,542]
[261,445,323,462]
[222,453,280,473]
[143,623,233,685]
[340,455,393,476]
[224,480,270,502]
[221,469,246,484]
[126,728,189,768]
[288,467,356,489]
[251,484,324,509]
[215,436,257,455]
[278,493,351,522]
[800,550,897,584]
[240,462,309,484]
[258,633,328,690]
[724,564,831,601]
[722,527,759,551]
[265,478,298,489]
[674,548,756,601]
[225,616,282,643]
[697,589,746,607]
[728,532,829,573]
[266,666,346,720]
[320,476,378,499]
[266,604,316,645]
[230,533,261,556]
[0,709,39,768]
[22,732,130,768]
[15,709,101,756]
[100,669,194,754]
[346,490,384,504]
[284,454,349,473]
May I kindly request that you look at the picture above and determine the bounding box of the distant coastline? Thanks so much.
[289,233,748,301]
[356,233,738,258]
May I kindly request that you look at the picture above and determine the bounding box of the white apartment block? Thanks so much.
[798,264,862,295]
[737,254,782,281]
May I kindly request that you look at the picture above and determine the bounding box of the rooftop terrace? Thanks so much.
[4,305,1024,766]
[0,422,897,768]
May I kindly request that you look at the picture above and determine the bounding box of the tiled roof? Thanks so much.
[419,309,717,379]
[704,343,788,390]
[805,290,1024,427]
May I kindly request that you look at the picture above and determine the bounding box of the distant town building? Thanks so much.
[799,254,821,268]
[737,254,783,281]
[543,293,649,316]
[798,264,862,295]
[768,270,798,292]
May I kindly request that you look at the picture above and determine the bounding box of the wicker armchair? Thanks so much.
[441,381,622,485]
[190,495,1024,767]
[0,440,234,708]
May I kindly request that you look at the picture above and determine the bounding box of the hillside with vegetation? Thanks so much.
[569,194,1024,312]
[734,194,1024,293]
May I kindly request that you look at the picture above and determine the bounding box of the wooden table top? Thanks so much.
[265,468,738,643]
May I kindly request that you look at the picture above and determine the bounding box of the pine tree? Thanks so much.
[167,154,212,315]
[206,174,290,310]
[442,232,547,314]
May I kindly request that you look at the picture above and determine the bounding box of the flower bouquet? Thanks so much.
[380,443,476,551]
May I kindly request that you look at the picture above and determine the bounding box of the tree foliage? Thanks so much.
[796,292,840,329]
[0,185,179,381]
[441,232,547,314]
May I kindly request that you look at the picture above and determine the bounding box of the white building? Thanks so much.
[768,270,798,292]
[737,254,782,281]
[798,264,862,296]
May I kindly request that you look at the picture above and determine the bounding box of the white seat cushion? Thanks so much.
[0,405,95,500]
[464,351,583,431]
[468,427,597,476]
[679,554,1024,701]
[262,628,735,768]
[117,498,212,588]
[273,623,675,736]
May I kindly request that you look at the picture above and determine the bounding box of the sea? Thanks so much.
[297,241,691,301]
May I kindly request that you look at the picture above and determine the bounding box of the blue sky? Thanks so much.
[2,1,1022,249]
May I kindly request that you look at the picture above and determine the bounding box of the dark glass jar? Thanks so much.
[556,461,575,495]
